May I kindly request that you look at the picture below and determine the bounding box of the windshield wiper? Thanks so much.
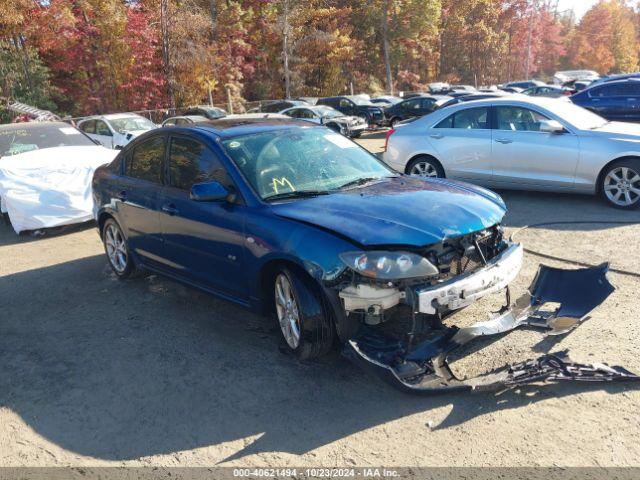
[337,176,396,190]
[264,190,331,201]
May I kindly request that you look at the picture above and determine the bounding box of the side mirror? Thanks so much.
[190,181,230,202]
[539,119,565,134]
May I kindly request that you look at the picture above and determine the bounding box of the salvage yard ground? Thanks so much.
[0,132,639,467]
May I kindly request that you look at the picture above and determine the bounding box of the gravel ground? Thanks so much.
[0,132,639,468]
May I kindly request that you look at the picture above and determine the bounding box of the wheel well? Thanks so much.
[97,212,114,235]
[595,156,640,193]
[259,259,311,316]
[405,154,445,176]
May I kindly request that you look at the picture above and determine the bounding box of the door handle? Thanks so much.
[494,138,513,144]
[162,203,178,215]
[118,190,127,201]
[430,133,444,139]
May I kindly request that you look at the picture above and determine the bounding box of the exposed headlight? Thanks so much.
[339,251,439,280]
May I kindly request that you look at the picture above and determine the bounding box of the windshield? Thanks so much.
[109,116,156,134]
[546,101,608,130]
[315,106,342,118]
[220,127,394,200]
[0,123,96,157]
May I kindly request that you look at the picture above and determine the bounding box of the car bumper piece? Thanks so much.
[344,262,639,394]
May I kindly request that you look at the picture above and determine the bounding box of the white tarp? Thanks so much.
[0,146,117,233]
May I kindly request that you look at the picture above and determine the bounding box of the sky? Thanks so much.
[556,0,601,19]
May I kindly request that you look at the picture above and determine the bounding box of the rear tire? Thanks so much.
[407,155,445,178]
[273,267,334,360]
[600,159,640,209]
[102,218,136,279]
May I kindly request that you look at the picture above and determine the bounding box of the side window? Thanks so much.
[339,98,352,108]
[127,136,164,183]
[168,136,231,191]
[435,114,454,128]
[81,120,96,134]
[95,121,112,136]
[299,109,315,119]
[591,84,625,97]
[286,109,301,118]
[451,107,490,129]
[496,106,550,132]
[164,119,176,126]
[420,98,436,110]
[402,99,421,110]
[176,118,188,126]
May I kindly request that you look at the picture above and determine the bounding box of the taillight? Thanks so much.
[383,128,395,152]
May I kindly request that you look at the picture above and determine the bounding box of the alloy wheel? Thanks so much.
[274,273,301,349]
[410,161,438,178]
[603,166,640,207]
[104,223,128,273]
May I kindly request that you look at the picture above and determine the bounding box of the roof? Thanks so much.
[193,117,318,138]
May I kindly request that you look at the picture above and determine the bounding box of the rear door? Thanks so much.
[118,134,166,266]
[586,84,626,120]
[158,134,248,299]
[491,105,579,190]
[427,106,493,184]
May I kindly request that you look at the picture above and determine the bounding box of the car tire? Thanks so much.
[600,159,640,209]
[350,131,362,138]
[102,218,137,278]
[273,267,335,360]
[407,155,445,178]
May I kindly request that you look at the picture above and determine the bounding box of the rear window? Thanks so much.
[126,136,164,183]
[0,123,96,157]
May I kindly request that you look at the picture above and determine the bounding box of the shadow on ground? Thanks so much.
[0,254,634,462]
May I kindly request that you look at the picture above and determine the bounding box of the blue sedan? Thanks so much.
[92,118,630,392]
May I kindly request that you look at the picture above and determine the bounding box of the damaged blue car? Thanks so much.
[92,118,638,393]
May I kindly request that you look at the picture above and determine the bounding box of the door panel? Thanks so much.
[491,106,579,190]
[159,135,247,299]
[428,107,492,184]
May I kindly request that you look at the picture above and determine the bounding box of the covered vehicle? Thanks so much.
[0,122,117,233]
[280,105,367,137]
[77,113,157,149]
[92,118,638,393]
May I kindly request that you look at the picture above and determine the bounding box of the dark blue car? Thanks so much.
[571,79,640,122]
[92,118,628,392]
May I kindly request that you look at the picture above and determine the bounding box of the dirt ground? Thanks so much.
[1,132,639,468]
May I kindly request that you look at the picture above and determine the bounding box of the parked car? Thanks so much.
[370,95,402,108]
[497,86,524,94]
[384,95,452,126]
[0,122,117,233]
[383,96,640,209]
[554,70,600,85]
[91,117,629,392]
[77,113,157,149]
[182,106,227,119]
[438,92,512,109]
[255,100,309,113]
[316,95,386,127]
[503,80,546,90]
[522,85,571,98]
[162,115,209,127]
[450,85,477,93]
[571,79,640,122]
[280,105,367,137]
[590,72,640,87]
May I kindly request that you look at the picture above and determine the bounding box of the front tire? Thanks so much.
[273,268,334,360]
[407,156,445,178]
[102,218,136,278]
[600,159,640,209]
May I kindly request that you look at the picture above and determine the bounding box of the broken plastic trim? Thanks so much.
[344,263,640,393]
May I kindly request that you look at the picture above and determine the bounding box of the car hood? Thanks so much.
[270,177,506,247]
[587,121,640,140]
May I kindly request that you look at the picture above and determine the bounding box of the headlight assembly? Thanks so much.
[339,251,439,280]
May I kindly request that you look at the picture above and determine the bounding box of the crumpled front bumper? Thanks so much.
[344,263,640,393]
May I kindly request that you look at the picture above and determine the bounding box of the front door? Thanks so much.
[118,134,165,266]
[158,135,247,299]
[427,106,493,185]
[491,105,579,190]
[93,120,114,148]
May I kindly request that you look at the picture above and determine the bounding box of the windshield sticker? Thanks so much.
[272,177,295,193]
[59,127,80,135]
[324,133,356,148]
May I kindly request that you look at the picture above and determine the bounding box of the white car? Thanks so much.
[280,105,368,137]
[77,113,157,149]
[383,96,640,209]
[0,122,117,233]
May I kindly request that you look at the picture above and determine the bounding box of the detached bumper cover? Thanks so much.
[344,263,640,393]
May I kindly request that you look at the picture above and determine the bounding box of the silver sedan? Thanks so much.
[383,96,640,209]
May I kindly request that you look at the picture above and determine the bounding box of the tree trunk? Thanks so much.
[382,0,393,94]
[160,0,175,108]
[283,0,291,99]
